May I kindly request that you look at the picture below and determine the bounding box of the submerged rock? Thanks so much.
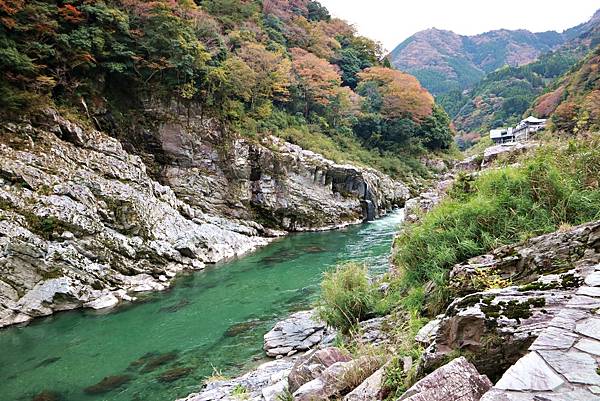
[158,366,193,383]
[139,351,178,373]
[83,374,132,394]
[32,391,62,401]
[224,319,263,338]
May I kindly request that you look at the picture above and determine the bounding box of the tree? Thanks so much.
[357,67,434,122]
[307,1,330,22]
[290,47,341,116]
[237,42,291,108]
[552,101,579,133]
[417,104,454,150]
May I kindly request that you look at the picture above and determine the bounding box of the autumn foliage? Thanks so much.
[534,46,600,133]
[0,0,451,159]
[358,67,434,122]
[291,47,341,111]
[533,86,564,117]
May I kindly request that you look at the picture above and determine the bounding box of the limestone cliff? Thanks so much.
[0,109,409,328]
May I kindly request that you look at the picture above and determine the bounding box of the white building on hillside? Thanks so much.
[490,116,547,144]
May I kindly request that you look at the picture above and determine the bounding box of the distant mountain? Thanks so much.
[388,9,600,97]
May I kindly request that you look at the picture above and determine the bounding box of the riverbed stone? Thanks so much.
[84,293,119,310]
[263,311,333,357]
[177,359,294,401]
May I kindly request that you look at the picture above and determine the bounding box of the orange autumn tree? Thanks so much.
[290,47,341,116]
[357,67,434,122]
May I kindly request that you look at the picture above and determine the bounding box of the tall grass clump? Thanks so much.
[392,135,600,315]
[316,263,376,333]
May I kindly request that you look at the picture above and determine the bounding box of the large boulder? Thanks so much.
[421,281,578,379]
[399,357,492,401]
[263,311,334,357]
[288,347,352,392]
[420,219,600,381]
[292,356,383,401]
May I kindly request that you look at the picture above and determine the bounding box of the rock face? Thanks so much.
[481,265,600,401]
[151,105,409,231]
[0,109,408,327]
[399,357,492,401]
[421,220,600,379]
[263,310,335,357]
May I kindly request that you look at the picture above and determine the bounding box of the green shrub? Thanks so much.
[316,263,376,333]
[391,136,600,315]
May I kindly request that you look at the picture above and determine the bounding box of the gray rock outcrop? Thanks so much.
[400,357,492,401]
[263,310,335,357]
[151,105,409,231]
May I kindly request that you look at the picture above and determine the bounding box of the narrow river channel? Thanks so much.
[0,210,404,401]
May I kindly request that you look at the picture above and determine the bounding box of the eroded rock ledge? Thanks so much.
[0,109,409,328]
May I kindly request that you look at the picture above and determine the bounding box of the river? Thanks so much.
[0,210,404,401]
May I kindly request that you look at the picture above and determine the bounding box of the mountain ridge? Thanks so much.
[389,9,600,96]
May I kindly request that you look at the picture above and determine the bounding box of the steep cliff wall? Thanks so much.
[0,109,409,327]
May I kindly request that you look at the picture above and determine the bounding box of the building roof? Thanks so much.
[522,116,547,124]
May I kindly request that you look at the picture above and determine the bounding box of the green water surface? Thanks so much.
[0,211,404,401]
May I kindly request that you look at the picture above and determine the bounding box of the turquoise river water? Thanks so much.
[0,211,404,401]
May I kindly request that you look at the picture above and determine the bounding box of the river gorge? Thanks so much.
[0,211,404,401]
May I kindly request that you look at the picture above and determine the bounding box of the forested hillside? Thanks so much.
[0,0,453,177]
[450,50,579,147]
[531,44,600,133]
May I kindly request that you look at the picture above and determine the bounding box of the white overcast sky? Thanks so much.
[319,0,600,52]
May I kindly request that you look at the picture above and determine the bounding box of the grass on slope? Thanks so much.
[392,135,600,314]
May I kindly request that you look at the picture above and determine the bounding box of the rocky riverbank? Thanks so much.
[176,140,600,401]
[0,108,409,328]
[179,218,600,401]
